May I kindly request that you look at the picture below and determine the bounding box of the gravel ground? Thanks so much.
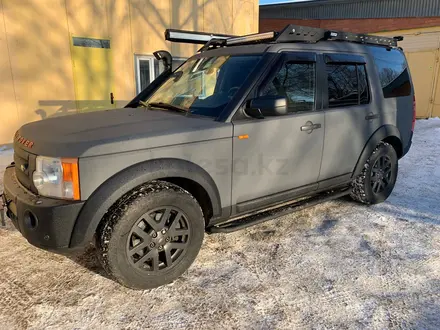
[0,119,439,329]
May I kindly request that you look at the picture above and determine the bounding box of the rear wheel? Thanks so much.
[351,142,398,205]
[96,181,205,290]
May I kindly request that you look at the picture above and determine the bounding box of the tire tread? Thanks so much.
[96,180,202,289]
[351,142,393,205]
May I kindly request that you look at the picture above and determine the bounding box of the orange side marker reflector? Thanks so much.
[238,134,249,140]
[62,158,81,200]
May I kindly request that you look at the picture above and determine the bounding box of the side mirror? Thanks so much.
[245,95,288,119]
[153,50,173,72]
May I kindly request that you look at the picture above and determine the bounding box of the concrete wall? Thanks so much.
[0,0,258,144]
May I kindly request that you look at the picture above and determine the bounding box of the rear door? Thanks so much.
[231,52,325,212]
[318,53,378,183]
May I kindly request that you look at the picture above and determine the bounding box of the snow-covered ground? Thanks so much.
[0,119,439,329]
[0,145,13,190]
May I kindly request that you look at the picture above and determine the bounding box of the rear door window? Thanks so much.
[369,46,412,98]
[327,64,358,108]
[326,62,370,108]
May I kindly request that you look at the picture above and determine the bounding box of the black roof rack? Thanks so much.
[276,25,401,47]
[164,24,403,51]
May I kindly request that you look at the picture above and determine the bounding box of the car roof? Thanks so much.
[189,40,385,60]
[190,44,270,59]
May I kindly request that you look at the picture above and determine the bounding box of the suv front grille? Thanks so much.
[13,146,37,193]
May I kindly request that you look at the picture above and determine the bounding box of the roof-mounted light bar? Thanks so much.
[165,29,235,45]
[226,31,276,45]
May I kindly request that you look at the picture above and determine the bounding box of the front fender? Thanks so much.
[69,158,221,248]
[352,125,401,177]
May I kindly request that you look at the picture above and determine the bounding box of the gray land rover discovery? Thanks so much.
[2,25,415,289]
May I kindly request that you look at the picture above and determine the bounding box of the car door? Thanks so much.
[231,52,325,213]
[318,53,379,183]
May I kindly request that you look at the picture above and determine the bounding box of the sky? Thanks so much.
[260,0,309,4]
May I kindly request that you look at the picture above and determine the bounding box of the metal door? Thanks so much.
[71,36,115,112]
[231,53,324,206]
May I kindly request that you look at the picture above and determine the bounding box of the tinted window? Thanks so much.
[327,64,370,108]
[369,46,411,98]
[261,62,315,112]
[327,64,358,108]
[358,65,370,105]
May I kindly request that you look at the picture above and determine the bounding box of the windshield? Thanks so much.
[144,55,262,118]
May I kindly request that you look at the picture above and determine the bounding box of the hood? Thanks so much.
[16,108,232,157]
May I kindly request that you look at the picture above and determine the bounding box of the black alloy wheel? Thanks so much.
[96,181,205,290]
[351,142,398,205]
[370,155,393,194]
[127,207,191,272]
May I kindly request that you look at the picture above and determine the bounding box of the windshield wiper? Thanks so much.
[138,100,149,107]
[147,102,188,114]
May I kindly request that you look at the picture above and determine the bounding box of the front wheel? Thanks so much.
[96,181,205,290]
[351,142,398,205]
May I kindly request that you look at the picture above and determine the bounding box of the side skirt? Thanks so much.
[207,188,350,234]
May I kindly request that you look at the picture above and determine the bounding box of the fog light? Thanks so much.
[23,210,38,230]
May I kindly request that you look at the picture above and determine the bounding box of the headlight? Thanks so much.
[32,156,80,200]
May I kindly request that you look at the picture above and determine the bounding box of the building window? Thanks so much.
[261,61,316,112]
[327,63,370,108]
[73,37,110,49]
[135,55,156,93]
[135,55,187,93]
[172,58,186,70]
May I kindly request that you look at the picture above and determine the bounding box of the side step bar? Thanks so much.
[207,189,350,234]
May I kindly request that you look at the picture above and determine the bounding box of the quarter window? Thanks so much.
[327,63,370,108]
[261,61,315,112]
[368,46,411,98]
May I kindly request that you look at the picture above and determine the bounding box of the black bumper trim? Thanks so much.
[2,166,84,251]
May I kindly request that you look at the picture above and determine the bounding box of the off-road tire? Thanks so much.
[351,142,398,205]
[96,180,205,290]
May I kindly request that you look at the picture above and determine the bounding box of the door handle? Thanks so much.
[365,113,379,120]
[300,121,321,133]
[301,125,313,132]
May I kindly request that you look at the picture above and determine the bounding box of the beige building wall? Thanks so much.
[0,0,258,144]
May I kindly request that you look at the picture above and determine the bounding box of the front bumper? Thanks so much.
[2,165,84,251]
